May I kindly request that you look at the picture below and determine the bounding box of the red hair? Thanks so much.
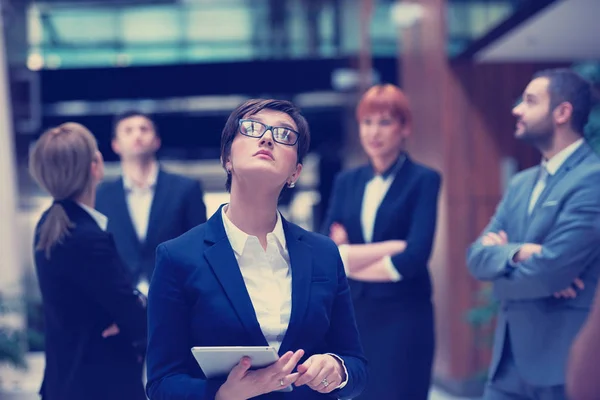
[356,84,412,128]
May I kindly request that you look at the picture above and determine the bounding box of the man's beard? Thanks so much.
[517,118,554,149]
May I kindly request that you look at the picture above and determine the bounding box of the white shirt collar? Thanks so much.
[543,138,584,175]
[79,203,108,231]
[221,205,287,255]
[122,162,159,190]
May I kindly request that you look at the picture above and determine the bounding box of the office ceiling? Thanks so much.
[476,0,600,62]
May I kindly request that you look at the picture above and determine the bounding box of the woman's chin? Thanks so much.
[365,147,398,161]
[235,165,287,187]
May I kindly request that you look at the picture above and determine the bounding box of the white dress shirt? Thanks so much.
[79,202,108,231]
[221,206,292,351]
[338,157,405,282]
[122,162,159,295]
[221,206,348,390]
[528,138,584,214]
[510,138,584,266]
[123,162,159,242]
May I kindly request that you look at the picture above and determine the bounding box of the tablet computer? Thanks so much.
[191,346,292,392]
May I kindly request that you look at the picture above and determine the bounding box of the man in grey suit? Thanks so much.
[467,68,600,400]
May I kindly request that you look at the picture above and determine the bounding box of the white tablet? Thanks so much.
[191,346,292,391]
[191,346,278,378]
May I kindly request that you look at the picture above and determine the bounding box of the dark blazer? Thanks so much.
[34,200,147,400]
[146,206,367,400]
[322,154,441,302]
[321,154,441,399]
[468,143,600,387]
[96,168,207,283]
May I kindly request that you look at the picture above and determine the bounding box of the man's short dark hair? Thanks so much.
[534,68,593,134]
[112,110,158,138]
[220,99,311,192]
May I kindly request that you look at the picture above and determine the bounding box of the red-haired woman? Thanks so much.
[322,84,442,399]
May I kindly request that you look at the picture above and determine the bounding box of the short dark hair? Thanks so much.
[533,68,593,134]
[220,99,311,192]
[112,110,158,138]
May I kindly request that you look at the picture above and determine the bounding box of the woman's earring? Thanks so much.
[288,181,296,188]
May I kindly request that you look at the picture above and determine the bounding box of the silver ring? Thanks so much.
[280,379,285,386]
[322,378,329,387]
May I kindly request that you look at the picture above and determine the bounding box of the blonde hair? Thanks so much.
[29,122,99,259]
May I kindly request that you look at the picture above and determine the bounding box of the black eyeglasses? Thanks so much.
[238,119,299,146]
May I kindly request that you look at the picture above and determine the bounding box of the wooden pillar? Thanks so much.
[342,0,376,170]
[399,0,561,395]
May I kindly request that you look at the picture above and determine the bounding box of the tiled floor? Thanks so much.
[429,387,479,400]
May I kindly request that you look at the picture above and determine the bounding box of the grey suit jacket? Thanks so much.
[467,143,600,386]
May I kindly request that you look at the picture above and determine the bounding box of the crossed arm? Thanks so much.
[326,172,441,283]
[331,227,406,282]
[321,173,406,283]
[467,179,600,301]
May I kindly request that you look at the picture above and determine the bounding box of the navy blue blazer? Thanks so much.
[146,206,367,400]
[34,200,147,400]
[322,155,441,302]
[96,168,207,283]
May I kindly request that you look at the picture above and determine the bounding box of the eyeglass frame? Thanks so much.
[237,119,300,146]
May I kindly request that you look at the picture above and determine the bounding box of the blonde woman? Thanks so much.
[30,122,147,400]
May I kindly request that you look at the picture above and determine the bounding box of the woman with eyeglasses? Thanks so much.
[322,84,442,400]
[29,123,147,400]
[145,99,367,400]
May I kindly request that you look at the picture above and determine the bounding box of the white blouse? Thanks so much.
[339,157,406,282]
[221,206,291,351]
[221,206,348,390]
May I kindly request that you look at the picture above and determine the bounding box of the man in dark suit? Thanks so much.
[467,69,600,399]
[96,111,207,291]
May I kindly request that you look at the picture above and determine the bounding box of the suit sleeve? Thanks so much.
[324,241,368,399]
[388,171,442,279]
[493,178,600,300]
[184,180,207,230]
[146,244,223,400]
[466,179,522,281]
[320,172,345,235]
[66,233,146,346]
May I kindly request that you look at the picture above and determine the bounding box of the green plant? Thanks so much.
[573,62,600,154]
[466,284,498,338]
[26,298,45,352]
[0,294,27,369]
[466,285,498,329]
[465,284,498,380]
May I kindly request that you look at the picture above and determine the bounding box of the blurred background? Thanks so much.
[0,0,599,398]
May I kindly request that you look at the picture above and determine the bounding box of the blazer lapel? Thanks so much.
[347,168,369,244]
[145,169,173,245]
[371,156,412,243]
[529,143,592,219]
[528,168,567,218]
[203,208,267,346]
[278,220,312,355]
